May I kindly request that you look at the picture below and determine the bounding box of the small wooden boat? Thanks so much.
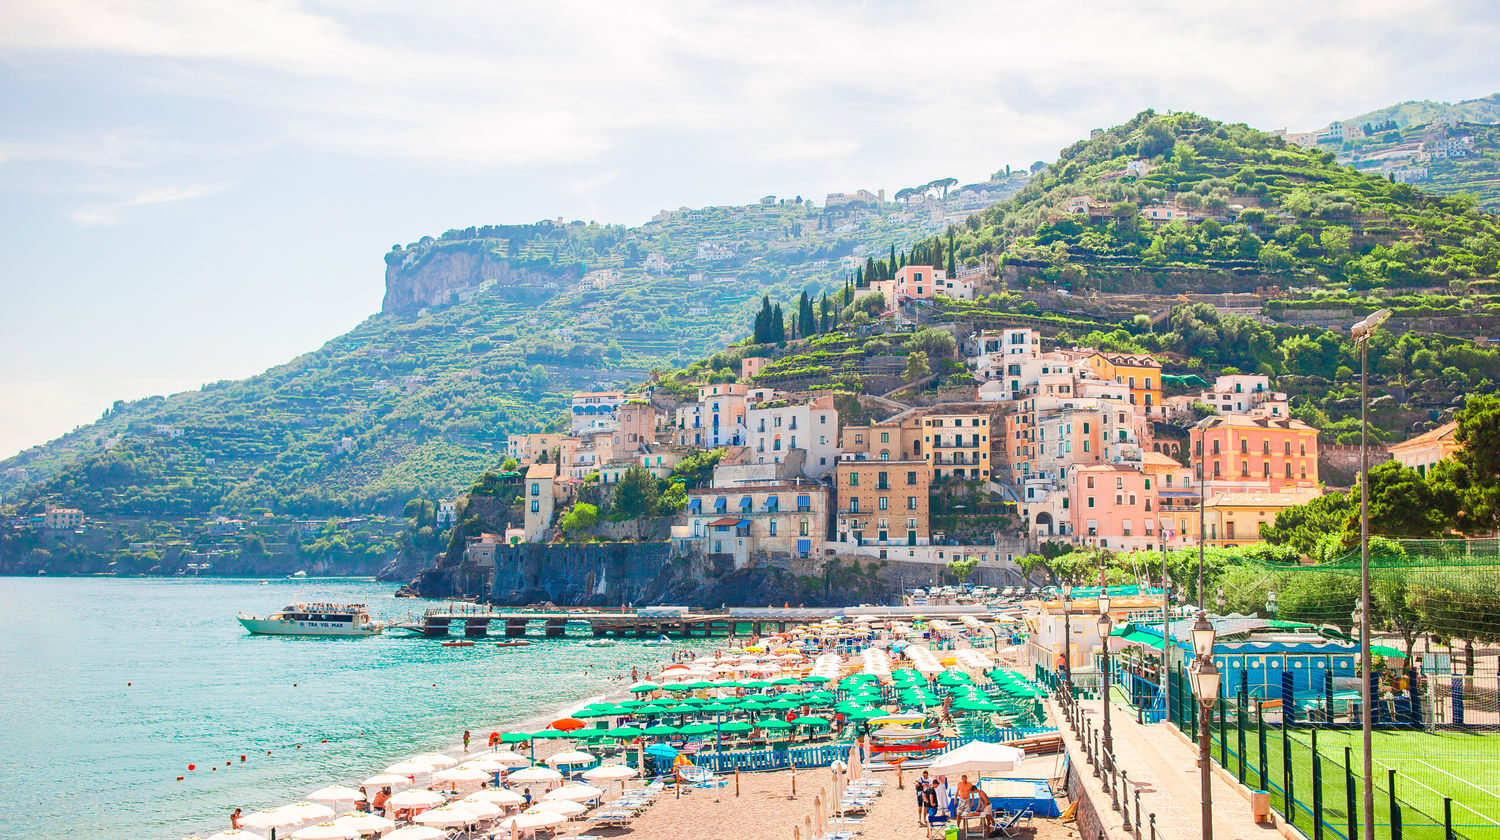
[495,640,531,647]
[441,640,475,647]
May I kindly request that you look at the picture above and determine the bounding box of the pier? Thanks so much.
[391,604,995,638]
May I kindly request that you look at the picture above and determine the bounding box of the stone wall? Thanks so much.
[1065,759,1107,840]
[1318,443,1392,488]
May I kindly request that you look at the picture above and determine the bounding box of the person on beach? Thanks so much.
[463,730,471,752]
[522,788,533,808]
[957,774,974,803]
[968,785,994,834]
[915,771,933,825]
[631,666,639,681]
[919,777,939,825]
[489,731,500,748]
[230,808,242,829]
[372,787,391,816]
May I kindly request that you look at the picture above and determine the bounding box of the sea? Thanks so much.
[0,577,699,840]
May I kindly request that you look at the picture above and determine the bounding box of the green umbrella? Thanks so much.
[573,707,615,719]
[801,675,831,684]
[531,729,572,739]
[686,680,716,689]
[615,699,644,709]
[713,680,743,689]
[848,709,885,721]
[679,722,717,736]
[719,720,754,734]
[772,677,800,686]
[755,718,793,731]
[667,704,699,714]
[604,726,643,739]
[629,682,659,693]
[738,699,768,711]
[699,703,734,714]
[765,700,800,711]
[742,680,770,689]
[499,732,532,743]
[635,703,672,715]
[801,697,833,708]
[792,715,830,728]
[643,724,680,736]
[574,730,608,743]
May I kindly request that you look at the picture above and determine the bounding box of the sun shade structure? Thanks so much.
[929,740,1025,776]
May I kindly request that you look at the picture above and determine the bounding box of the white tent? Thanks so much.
[929,740,1025,776]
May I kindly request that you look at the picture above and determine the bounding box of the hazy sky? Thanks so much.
[2,0,1498,458]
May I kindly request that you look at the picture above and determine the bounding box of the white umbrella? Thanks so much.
[290,823,357,840]
[929,740,1025,776]
[581,764,638,782]
[461,758,509,773]
[414,805,480,828]
[465,789,525,807]
[473,750,530,767]
[385,789,445,809]
[433,766,490,784]
[380,828,446,840]
[332,813,395,834]
[240,809,306,831]
[544,784,603,802]
[545,750,596,767]
[307,786,366,804]
[498,812,565,832]
[506,766,563,785]
[452,799,502,820]
[206,832,260,840]
[409,752,460,769]
[384,761,434,776]
[527,799,585,817]
[360,773,409,788]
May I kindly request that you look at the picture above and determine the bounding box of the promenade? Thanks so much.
[1052,695,1287,840]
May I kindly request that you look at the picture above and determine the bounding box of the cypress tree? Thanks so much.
[771,303,786,343]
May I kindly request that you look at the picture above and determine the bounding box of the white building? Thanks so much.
[1200,375,1289,419]
[673,382,748,448]
[744,396,841,477]
[571,391,624,433]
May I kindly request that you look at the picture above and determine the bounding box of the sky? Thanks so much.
[2,0,1499,459]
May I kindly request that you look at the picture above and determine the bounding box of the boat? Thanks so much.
[442,640,475,647]
[582,639,617,647]
[642,635,673,647]
[237,603,382,636]
[287,571,308,579]
[495,640,532,647]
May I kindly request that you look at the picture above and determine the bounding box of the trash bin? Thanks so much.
[944,825,959,840]
[1250,789,1271,823]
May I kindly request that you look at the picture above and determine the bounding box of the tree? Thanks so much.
[659,481,688,515]
[669,448,725,488]
[903,351,930,384]
[1451,394,1500,531]
[242,534,267,555]
[771,303,786,343]
[500,457,519,472]
[613,465,662,537]
[797,291,815,339]
[1261,490,1355,555]
[560,502,599,537]
[1364,461,1458,538]
[947,556,979,583]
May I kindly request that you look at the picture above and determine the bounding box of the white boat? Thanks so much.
[288,570,308,579]
[641,635,673,647]
[582,639,617,647]
[238,603,382,636]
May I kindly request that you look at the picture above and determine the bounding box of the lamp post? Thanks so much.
[1216,586,1226,616]
[1188,612,1220,840]
[1098,594,1114,759]
[1062,584,1074,699]
[1196,421,1207,610]
[1351,307,1390,840]
[1267,588,1278,620]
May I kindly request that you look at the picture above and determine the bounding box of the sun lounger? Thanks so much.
[992,805,1034,838]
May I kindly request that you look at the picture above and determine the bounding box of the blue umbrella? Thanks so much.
[645,743,678,758]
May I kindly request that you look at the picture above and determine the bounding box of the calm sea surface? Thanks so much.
[0,577,696,840]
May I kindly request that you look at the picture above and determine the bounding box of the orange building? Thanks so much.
[1083,351,1163,416]
[923,411,991,481]
[1194,414,1320,495]
[1387,422,1458,476]
[834,459,931,546]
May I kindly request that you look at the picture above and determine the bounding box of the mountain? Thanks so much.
[0,177,1027,574]
[1342,93,1500,131]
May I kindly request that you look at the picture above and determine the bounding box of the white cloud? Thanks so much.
[65,182,224,224]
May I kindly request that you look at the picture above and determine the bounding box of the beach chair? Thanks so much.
[992,805,1034,838]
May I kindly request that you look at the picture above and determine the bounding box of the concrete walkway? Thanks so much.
[1052,696,1290,840]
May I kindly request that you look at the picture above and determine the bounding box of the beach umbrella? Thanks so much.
[772,677,800,686]
[452,799,503,820]
[792,715,831,728]
[306,786,365,804]
[384,761,434,776]
[685,680,716,689]
[582,764,638,782]
[413,806,480,828]
[634,703,672,715]
[765,699,800,711]
[642,724,680,736]
[719,720,754,734]
[433,766,490,784]
[603,725,643,739]
[572,707,614,719]
[546,749,597,767]
[291,823,356,840]
[460,758,509,774]
[465,789,525,807]
[545,783,604,802]
[550,717,586,732]
[527,799,586,817]
[359,774,408,788]
[281,803,335,824]
[409,753,460,769]
[755,719,792,731]
[530,729,574,740]
[738,699,768,711]
[507,766,564,785]
[380,828,445,840]
[497,812,565,833]
[206,831,260,840]
[628,681,659,693]
[679,722,716,736]
[332,813,394,834]
[498,732,532,744]
[471,750,529,767]
[801,675,831,684]
[240,809,305,832]
[930,740,1025,775]
[614,699,644,709]
[698,702,734,714]
[385,789,445,809]
[666,703,699,714]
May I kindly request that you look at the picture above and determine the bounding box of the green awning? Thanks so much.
[1116,628,1168,650]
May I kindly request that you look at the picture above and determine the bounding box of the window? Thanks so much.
[1284,441,1292,456]
[1212,440,1220,455]
[530,500,539,512]
[1242,461,1250,477]
[1241,439,1249,454]
[1087,476,1095,488]
[799,518,809,536]
[1263,440,1270,455]
[907,496,917,510]
[1116,477,1124,489]
[879,497,889,510]
[849,472,858,487]
[1145,498,1153,511]
[1083,422,1091,434]
[530,482,540,496]
[768,520,777,536]
[878,471,889,489]
[850,498,860,513]
[1300,442,1307,456]
[1285,463,1293,478]
[907,471,917,485]
[1144,478,1151,490]
[1087,496,1095,508]
[880,432,890,443]
[1214,461,1222,477]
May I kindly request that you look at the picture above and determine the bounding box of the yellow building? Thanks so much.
[1203,488,1322,545]
[1387,422,1459,476]
[1084,351,1163,416]
[922,412,991,482]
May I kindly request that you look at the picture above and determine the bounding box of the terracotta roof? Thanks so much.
[1206,488,1321,508]
[1388,422,1457,452]
[525,463,558,479]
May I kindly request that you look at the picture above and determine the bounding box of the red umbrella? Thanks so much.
[551,718,585,732]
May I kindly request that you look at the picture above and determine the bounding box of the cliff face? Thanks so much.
[381,246,577,314]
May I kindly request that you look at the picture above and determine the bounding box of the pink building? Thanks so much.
[611,400,657,454]
[1068,464,1160,553]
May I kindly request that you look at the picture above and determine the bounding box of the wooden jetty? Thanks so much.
[391,604,992,639]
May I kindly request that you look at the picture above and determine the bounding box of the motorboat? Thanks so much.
[237,603,382,636]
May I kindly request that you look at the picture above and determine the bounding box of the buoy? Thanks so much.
[293,682,298,687]
[211,766,217,771]
[240,755,246,762]
[188,764,196,771]
[226,761,232,767]
[176,776,184,781]
[320,739,327,743]
[296,744,302,749]
[127,682,132,686]
[267,750,272,755]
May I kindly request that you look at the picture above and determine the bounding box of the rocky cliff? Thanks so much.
[381,242,578,314]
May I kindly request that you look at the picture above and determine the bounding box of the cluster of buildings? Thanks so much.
[501,325,1348,575]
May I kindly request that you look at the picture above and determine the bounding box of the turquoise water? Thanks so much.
[0,578,695,840]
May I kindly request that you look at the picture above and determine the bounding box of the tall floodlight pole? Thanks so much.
[1197,421,1207,610]
[1351,307,1390,840]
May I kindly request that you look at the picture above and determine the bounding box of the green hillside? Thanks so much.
[0,185,1023,522]
[1343,93,1500,131]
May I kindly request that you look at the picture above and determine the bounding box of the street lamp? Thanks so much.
[1351,307,1390,840]
[1061,584,1074,690]
[1187,612,1219,840]
[1098,594,1114,759]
